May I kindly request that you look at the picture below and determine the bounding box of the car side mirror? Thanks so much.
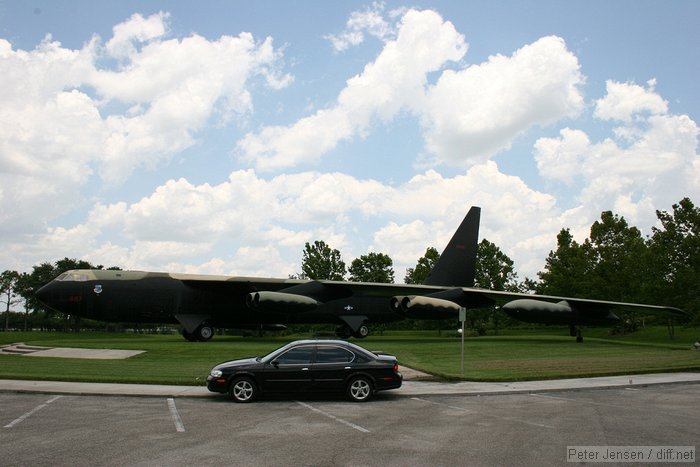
[271,361,279,368]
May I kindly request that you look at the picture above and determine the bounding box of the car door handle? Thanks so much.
[344,367,351,370]
[302,367,309,371]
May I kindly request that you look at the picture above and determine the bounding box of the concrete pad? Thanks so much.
[0,342,144,359]
[26,348,145,359]
[398,365,432,380]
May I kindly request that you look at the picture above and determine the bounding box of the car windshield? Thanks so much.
[260,341,299,363]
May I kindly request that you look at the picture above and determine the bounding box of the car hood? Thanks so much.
[212,357,260,371]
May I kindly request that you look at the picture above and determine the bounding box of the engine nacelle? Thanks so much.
[501,299,572,324]
[246,291,319,313]
[390,295,460,320]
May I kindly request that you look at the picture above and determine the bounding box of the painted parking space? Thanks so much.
[0,386,697,466]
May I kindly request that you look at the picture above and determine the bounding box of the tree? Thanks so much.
[404,247,440,284]
[537,229,593,298]
[348,252,395,283]
[472,239,519,334]
[587,211,648,303]
[300,241,346,280]
[648,197,700,323]
[474,239,519,292]
[1,270,21,331]
[14,273,32,331]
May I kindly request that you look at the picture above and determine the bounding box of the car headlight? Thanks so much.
[210,369,223,378]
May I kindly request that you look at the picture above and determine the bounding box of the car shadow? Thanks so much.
[206,391,402,404]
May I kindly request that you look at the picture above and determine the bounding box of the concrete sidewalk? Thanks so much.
[1,372,699,398]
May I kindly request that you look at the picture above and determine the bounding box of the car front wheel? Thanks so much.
[229,376,257,403]
[347,376,373,402]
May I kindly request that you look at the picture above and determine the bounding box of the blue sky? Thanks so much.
[1,0,698,281]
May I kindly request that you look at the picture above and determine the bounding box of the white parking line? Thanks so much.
[295,401,370,433]
[4,395,63,428]
[167,398,185,433]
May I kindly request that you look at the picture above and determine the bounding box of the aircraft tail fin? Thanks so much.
[423,206,481,288]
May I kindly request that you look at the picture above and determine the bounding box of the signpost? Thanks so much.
[459,307,466,374]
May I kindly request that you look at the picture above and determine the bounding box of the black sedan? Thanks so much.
[207,339,402,402]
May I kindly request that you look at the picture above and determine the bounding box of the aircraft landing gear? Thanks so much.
[181,324,215,341]
[196,324,215,341]
[182,329,197,342]
[570,325,583,343]
[354,324,370,339]
[335,323,370,339]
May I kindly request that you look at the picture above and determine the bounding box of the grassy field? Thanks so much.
[0,327,698,384]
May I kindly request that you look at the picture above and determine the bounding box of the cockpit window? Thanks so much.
[56,272,89,282]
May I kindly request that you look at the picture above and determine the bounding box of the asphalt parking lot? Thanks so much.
[1,384,698,466]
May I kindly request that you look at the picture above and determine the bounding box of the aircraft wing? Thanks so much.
[387,285,687,326]
[180,276,686,325]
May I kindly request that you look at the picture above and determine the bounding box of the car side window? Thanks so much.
[315,346,355,364]
[275,346,314,365]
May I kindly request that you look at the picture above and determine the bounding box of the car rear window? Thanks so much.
[315,346,354,364]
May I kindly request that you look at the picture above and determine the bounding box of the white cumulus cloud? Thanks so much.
[0,11,290,242]
[237,8,467,170]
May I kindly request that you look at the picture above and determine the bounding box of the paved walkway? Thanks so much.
[1,372,699,398]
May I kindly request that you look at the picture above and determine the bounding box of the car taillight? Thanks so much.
[393,362,399,373]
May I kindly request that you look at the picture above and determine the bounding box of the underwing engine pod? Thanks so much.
[390,295,461,320]
[246,291,320,313]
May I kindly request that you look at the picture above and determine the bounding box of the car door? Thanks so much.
[310,345,356,392]
[261,345,315,393]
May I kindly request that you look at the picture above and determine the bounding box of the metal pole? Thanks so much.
[459,308,466,374]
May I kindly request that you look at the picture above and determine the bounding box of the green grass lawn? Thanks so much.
[0,327,698,384]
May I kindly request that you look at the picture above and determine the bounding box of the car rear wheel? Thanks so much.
[347,376,373,402]
[229,377,257,403]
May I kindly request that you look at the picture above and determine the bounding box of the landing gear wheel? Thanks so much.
[229,376,257,403]
[196,324,215,341]
[353,324,370,339]
[347,376,373,402]
[182,329,197,342]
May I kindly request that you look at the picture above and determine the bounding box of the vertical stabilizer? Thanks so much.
[423,206,481,287]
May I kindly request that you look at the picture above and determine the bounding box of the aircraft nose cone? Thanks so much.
[36,281,61,307]
[35,282,53,303]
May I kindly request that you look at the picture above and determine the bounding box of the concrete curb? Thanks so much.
[2,372,699,399]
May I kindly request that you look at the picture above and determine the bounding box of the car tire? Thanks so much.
[229,376,257,403]
[347,376,373,402]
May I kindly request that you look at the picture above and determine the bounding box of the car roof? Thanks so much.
[285,339,374,354]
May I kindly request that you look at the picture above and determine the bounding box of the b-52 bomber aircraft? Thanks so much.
[36,207,685,342]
